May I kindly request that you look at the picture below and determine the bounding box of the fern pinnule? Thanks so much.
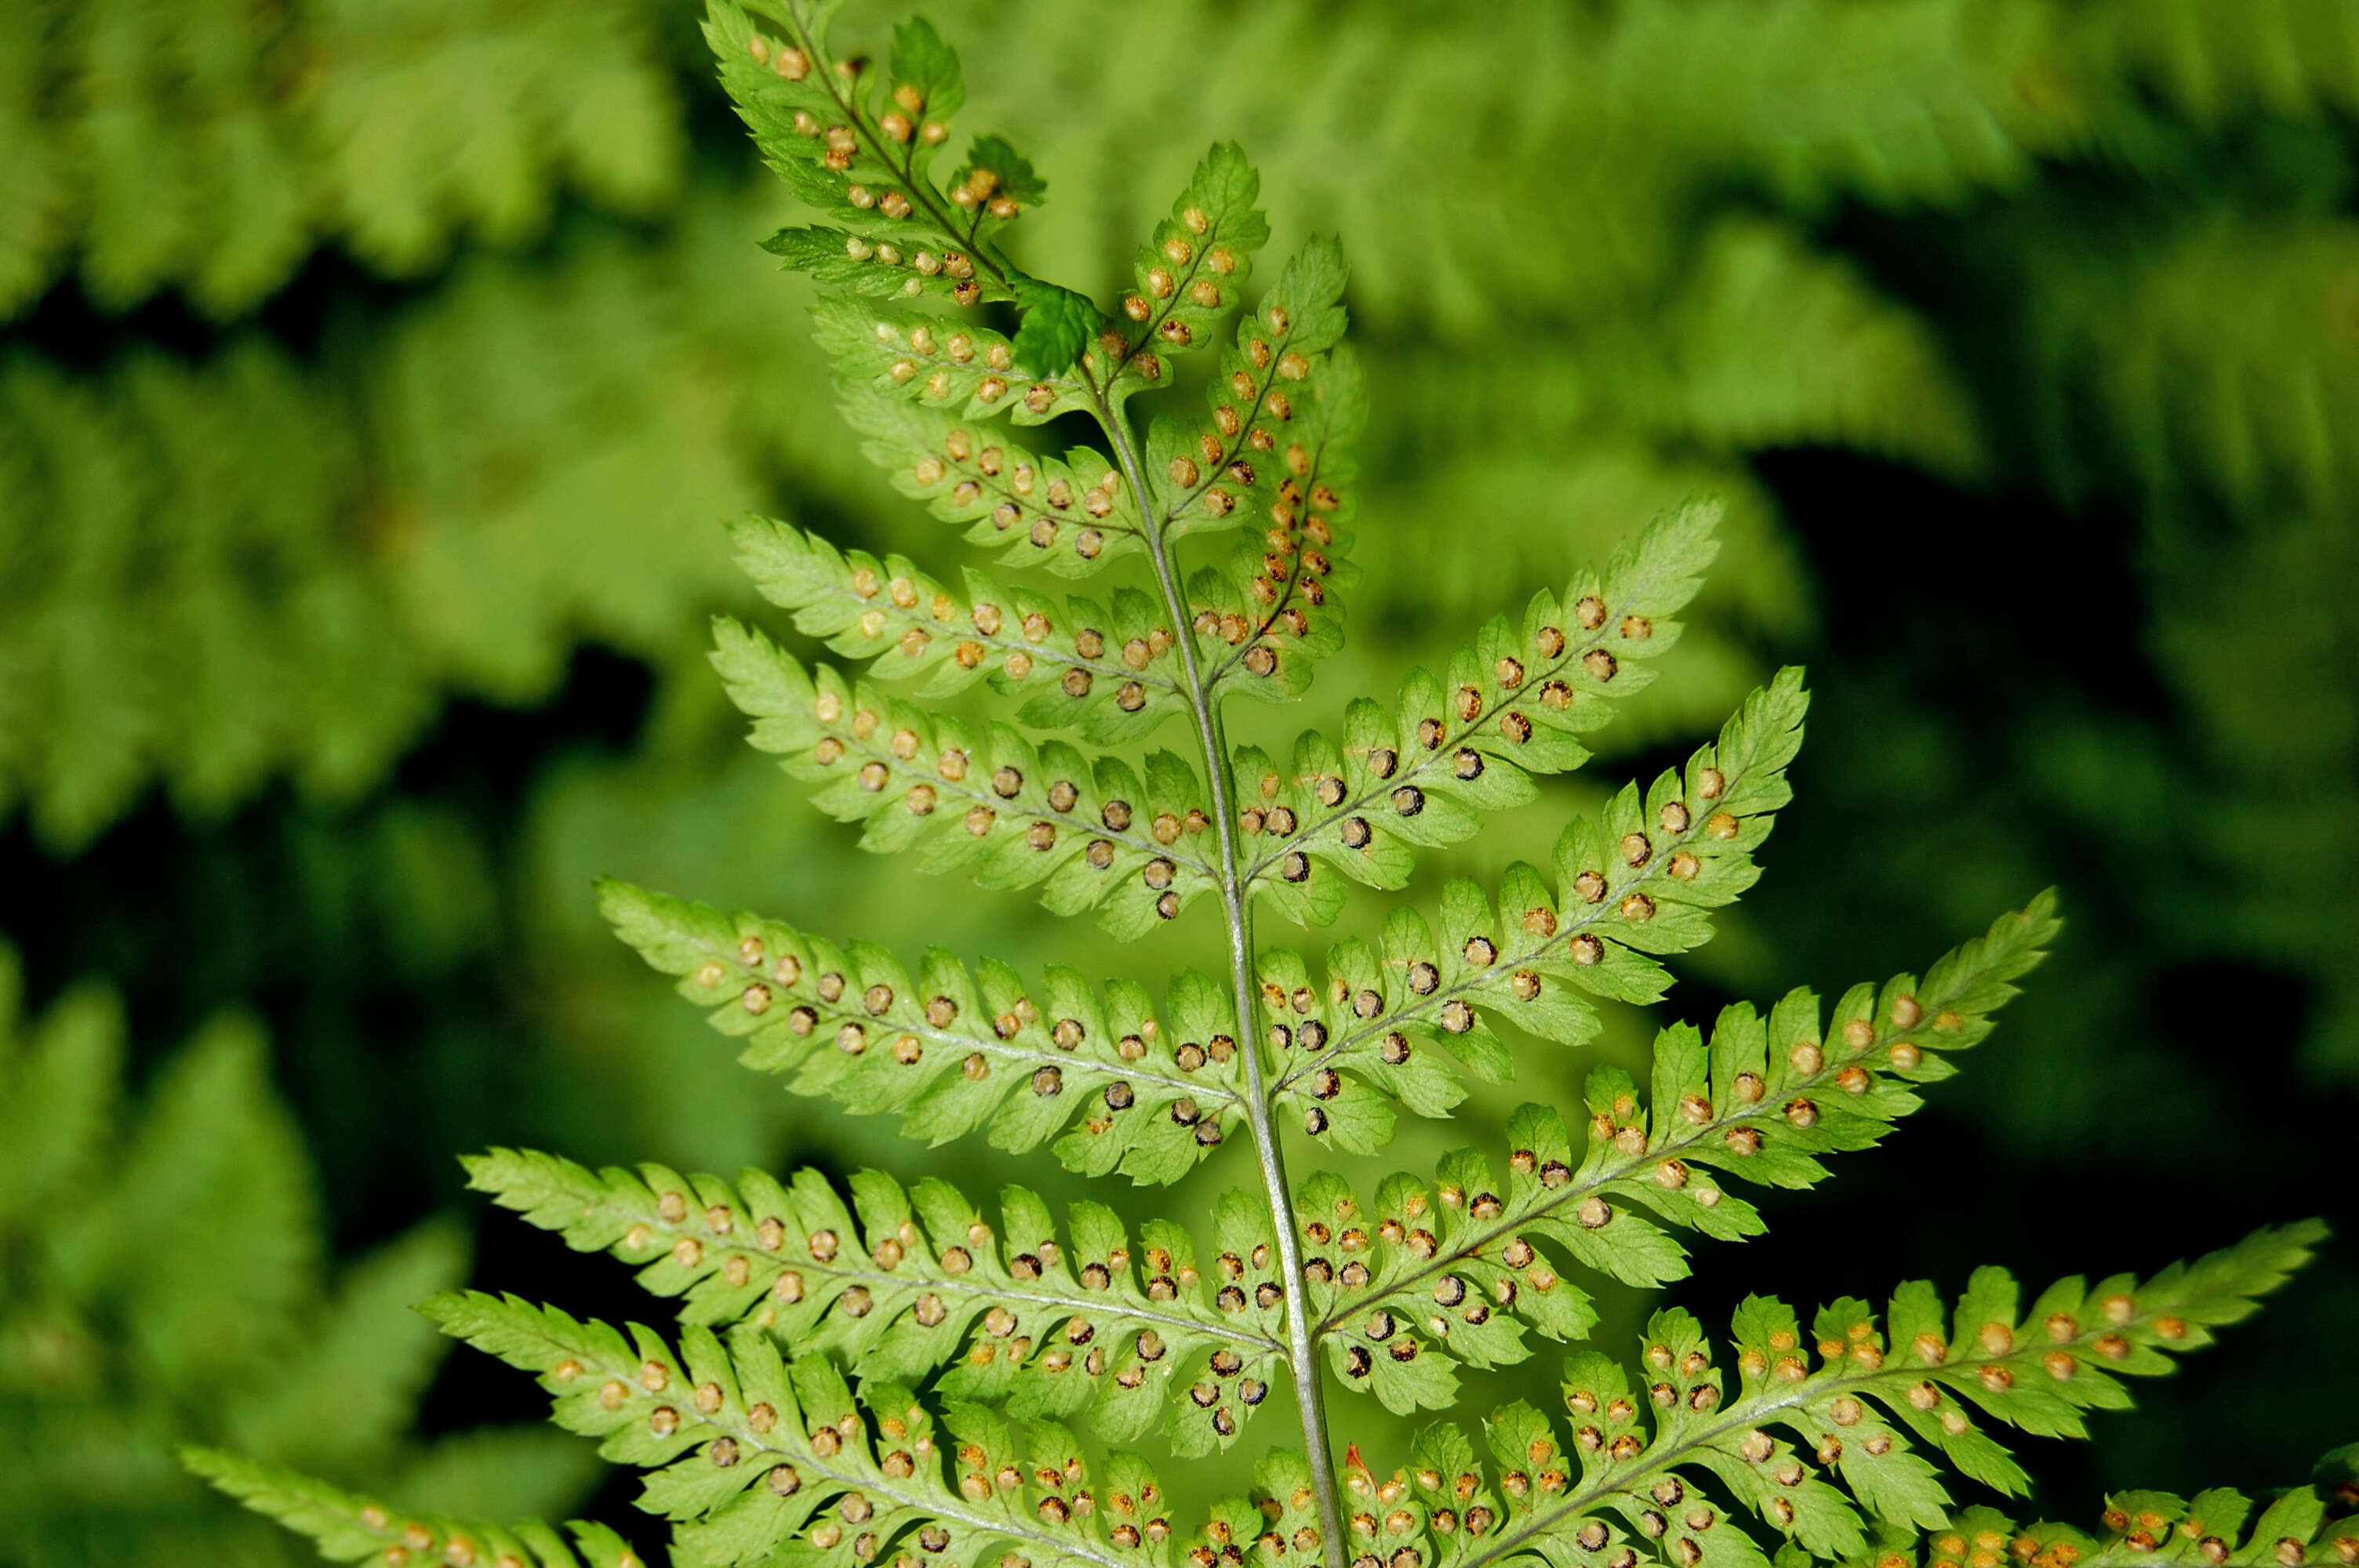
[194,2,2338,1565]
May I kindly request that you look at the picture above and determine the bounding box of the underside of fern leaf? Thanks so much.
[195,3,2335,1566]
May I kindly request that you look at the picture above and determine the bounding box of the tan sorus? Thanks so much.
[196,2,2342,1565]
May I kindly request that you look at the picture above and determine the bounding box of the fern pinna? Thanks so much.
[191,4,2346,1567]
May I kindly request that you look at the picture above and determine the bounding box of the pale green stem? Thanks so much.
[1081,364,1349,1568]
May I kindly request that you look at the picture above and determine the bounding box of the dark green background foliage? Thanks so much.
[2,0,2354,1559]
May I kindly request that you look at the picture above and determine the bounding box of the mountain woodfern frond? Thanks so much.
[196,4,2347,1566]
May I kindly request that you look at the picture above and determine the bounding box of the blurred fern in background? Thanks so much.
[1,0,2355,1559]
[0,944,597,1563]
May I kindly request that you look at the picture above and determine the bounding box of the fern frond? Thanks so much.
[1295,1450,2359,1568]
[184,1449,634,1568]
[466,1149,1302,1454]
[731,517,1192,742]
[0,220,776,849]
[224,1219,473,1469]
[601,880,1246,1177]
[1294,896,2059,1412]
[1245,671,1809,1137]
[423,1291,1185,1568]
[0,948,576,1555]
[706,619,1225,937]
[1241,500,1726,925]
[1652,217,1986,478]
[1365,1222,2324,1568]
[309,2,680,280]
[177,5,2356,1563]
[70,1014,321,1384]
[1205,1450,1336,1568]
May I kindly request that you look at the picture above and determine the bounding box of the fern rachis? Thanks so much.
[189,5,2349,1568]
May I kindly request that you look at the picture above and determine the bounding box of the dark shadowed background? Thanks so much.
[2,0,2356,1561]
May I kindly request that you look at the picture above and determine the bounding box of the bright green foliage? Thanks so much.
[716,5,1011,301]
[1298,895,2062,1414]
[599,877,1249,1178]
[187,1441,2359,1568]
[997,0,2359,1109]
[833,397,1145,580]
[1859,1472,2359,1568]
[320,1290,1193,1568]
[696,615,1228,938]
[0,945,593,1564]
[0,0,681,319]
[1113,143,1270,390]
[13,0,2357,1110]
[193,5,2345,1566]
[1240,669,1809,1134]
[461,1147,1287,1456]
[730,514,1195,742]
[2008,207,2359,520]
[1244,549,1775,930]
[184,1450,642,1568]
[0,232,765,848]
[1394,1222,2327,1568]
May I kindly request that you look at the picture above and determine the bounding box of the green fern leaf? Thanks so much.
[838,385,1147,576]
[1241,499,1730,925]
[812,296,1090,427]
[730,517,1193,742]
[196,6,2357,1563]
[463,1149,1299,1453]
[1010,273,1107,378]
[1246,670,1808,1110]
[1148,237,1352,545]
[1293,896,2061,1410]
[1360,1221,2324,1568]
[1106,142,1272,397]
[421,1290,1184,1568]
[599,880,1249,1173]
[0,974,122,1231]
[224,1219,472,1469]
[1188,339,1367,710]
[0,949,569,1559]
[184,1449,628,1568]
[1893,1483,2359,1568]
[703,621,1226,936]
[59,1014,320,1388]
[2016,209,2359,520]
[709,0,1026,309]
